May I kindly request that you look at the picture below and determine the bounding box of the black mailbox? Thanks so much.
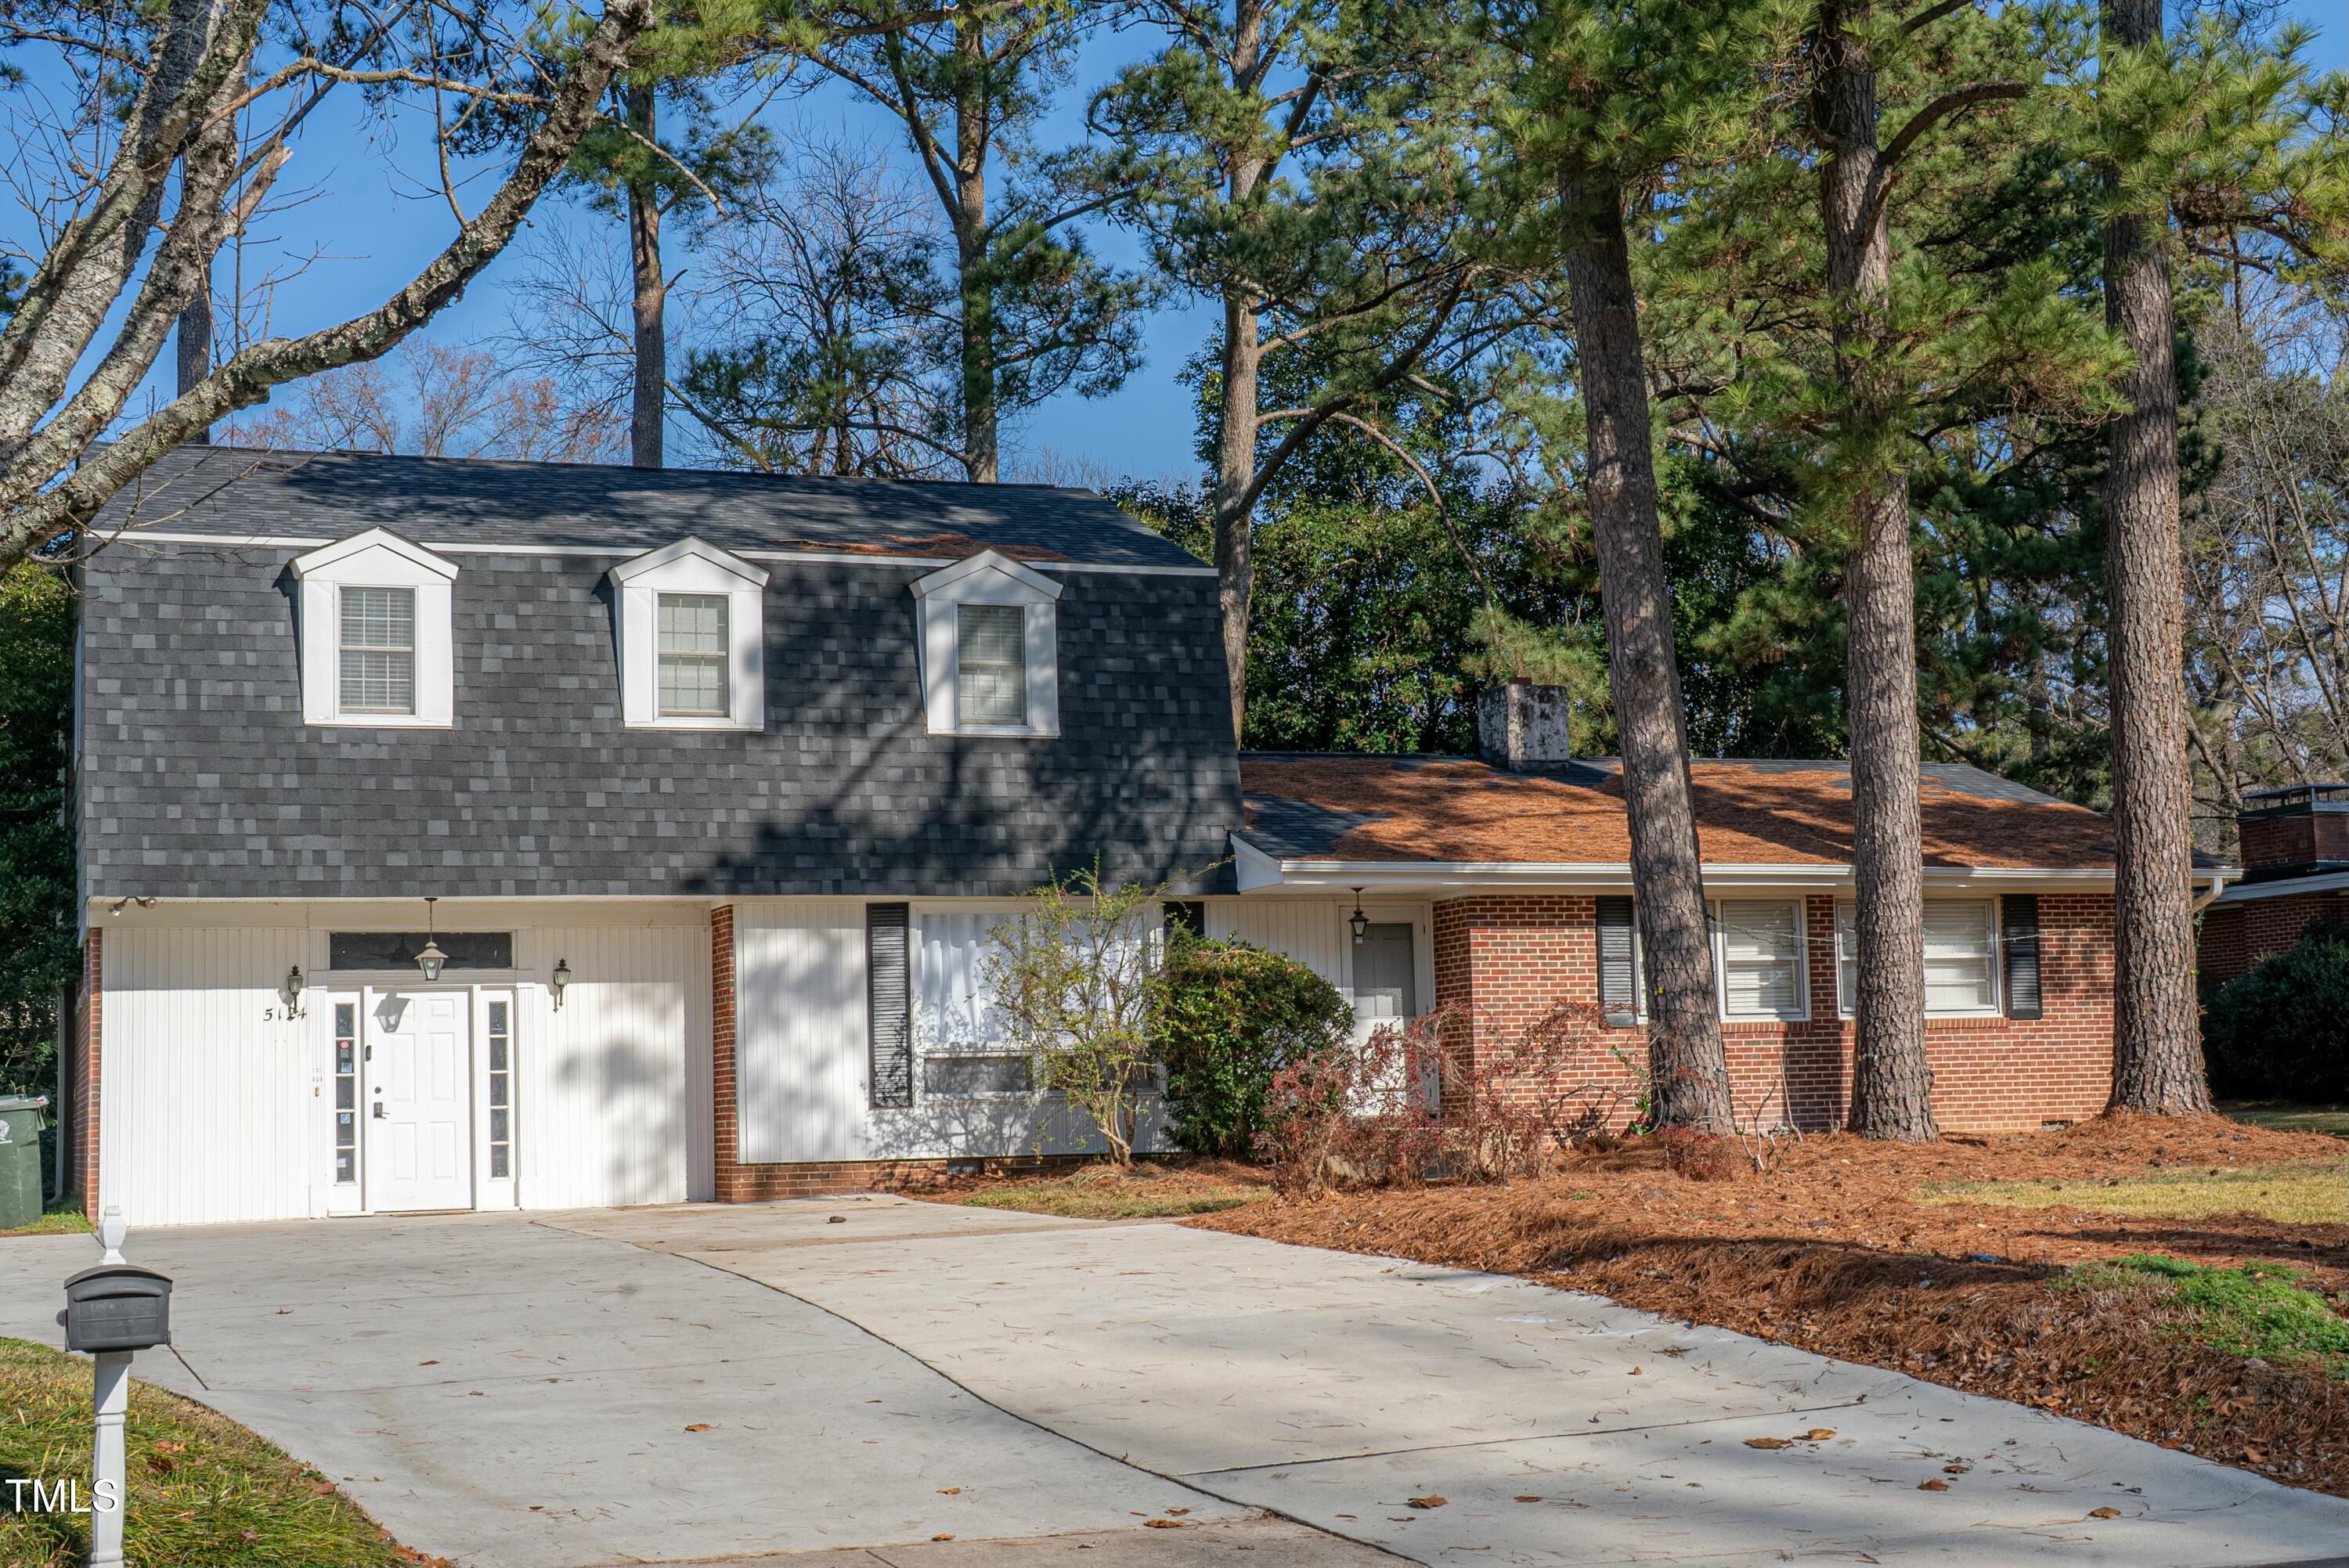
[61,1263,172,1353]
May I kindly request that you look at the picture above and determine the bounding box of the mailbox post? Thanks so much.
[60,1209,171,1568]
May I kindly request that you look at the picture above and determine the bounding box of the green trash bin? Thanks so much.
[0,1094,49,1231]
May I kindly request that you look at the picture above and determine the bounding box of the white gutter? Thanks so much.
[1229,836,2118,894]
[2190,868,2236,916]
[2211,867,2349,905]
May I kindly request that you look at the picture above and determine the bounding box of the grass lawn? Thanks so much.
[948,1159,1268,1220]
[2064,1255,2349,1374]
[1,1199,94,1239]
[2222,1101,2349,1138]
[0,1337,407,1568]
[1919,1157,2346,1225]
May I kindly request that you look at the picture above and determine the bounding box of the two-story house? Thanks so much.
[65,448,2206,1227]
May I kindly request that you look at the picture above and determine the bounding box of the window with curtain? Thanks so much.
[656,593,730,716]
[1714,899,1805,1018]
[1836,900,1998,1014]
[956,604,1027,725]
[337,586,417,713]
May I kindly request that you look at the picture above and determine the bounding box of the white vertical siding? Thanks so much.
[734,903,868,1163]
[1209,899,1348,989]
[513,923,709,1209]
[99,925,312,1227]
[97,905,709,1226]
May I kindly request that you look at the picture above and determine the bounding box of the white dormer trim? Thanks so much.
[290,528,460,729]
[608,535,767,731]
[910,550,1063,738]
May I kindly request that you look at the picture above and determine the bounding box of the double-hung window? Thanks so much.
[608,539,765,730]
[910,550,1062,737]
[956,604,1027,726]
[292,528,458,728]
[338,586,417,715]
[1835,899,1999,1015]
[1712,899,1806,1020]
[655,593,730,718]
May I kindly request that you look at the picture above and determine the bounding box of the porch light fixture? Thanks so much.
[1348,889,1369,945]
[415,897,448,982]
[550,957,572,1011]
[284,965,305,1015]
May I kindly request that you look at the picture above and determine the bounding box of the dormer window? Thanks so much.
[291,528,458,729]
[957,604,1027,726]
[339,586,417,714]
[608,537,767,730]
[657,593,731,717]
[911,550,1062,738]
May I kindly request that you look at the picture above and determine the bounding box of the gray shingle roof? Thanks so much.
[76,455,1241,901]
[91,446,1202,568]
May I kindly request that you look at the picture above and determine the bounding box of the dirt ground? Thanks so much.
[1191,1115,2349,1496]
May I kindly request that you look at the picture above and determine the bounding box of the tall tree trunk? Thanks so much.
[1560,167,1733,1133]
[953,10,996,482]
[624,82,664,469]
[174,263,214,449]
[1212,291,1261,745]
[2101,0,2210,1114]
[1207,0,1268,744]
[1814,4,1936,1141]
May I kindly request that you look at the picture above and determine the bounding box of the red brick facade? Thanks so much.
[1432,891,2118,1134]
[2198,888,2349,986]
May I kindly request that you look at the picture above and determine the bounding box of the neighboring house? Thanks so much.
[2198,784,2349,986]
[65,450,2208,1227]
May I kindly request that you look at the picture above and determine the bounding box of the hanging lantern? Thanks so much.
[1349,889,1369,944]
[416,896,448,982]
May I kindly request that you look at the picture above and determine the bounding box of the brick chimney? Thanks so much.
[1478,680,1573,773]
[2235,783,2349,882]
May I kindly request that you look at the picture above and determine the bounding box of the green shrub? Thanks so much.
[2201,919,2349,1101]
[1158,937,1354,1157]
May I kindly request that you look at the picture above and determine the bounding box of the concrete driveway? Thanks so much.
[7,1199,2349,1568]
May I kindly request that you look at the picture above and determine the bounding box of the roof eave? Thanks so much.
[1229,838,2121,894]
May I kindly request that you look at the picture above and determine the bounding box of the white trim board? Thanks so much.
[109,529,1218,577]
[2214,868,2349,904]
[1230,838,2122,895]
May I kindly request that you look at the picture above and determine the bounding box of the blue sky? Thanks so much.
[55,1,2349,485]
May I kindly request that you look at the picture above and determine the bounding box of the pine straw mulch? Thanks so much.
[1190,1113,2349,1496]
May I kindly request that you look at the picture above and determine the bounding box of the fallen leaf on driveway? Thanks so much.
[1629,1367,1641,1375]
[828,1216,846,1224]
[1745,1437,1793,1450]
[1407,1495,1448,1509]
[684,1424,712,1433]
[932,1534,954,1542]
[1918,1480,1950,1491]
[1805,1429,1835,1440]
[2089,1508,2120,1519]
[1145,1519,1184,1529]
[418,1361,438,1367]
[1514,1496,1543,1503]
[1165,1508,1189,1516]
[938,1487,961,1495]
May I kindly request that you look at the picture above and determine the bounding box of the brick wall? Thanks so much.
[2237,810,2349,874]
[1431,891,2117,1135]
[2197,888,2349,986]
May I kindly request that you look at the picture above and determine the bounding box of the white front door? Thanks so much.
[365,989,473,1212]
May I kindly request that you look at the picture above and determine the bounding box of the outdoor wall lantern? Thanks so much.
[1349,889,1369,944]
[283,965,306,1018]
[415,896,448,982]
[550,957,572,1011]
